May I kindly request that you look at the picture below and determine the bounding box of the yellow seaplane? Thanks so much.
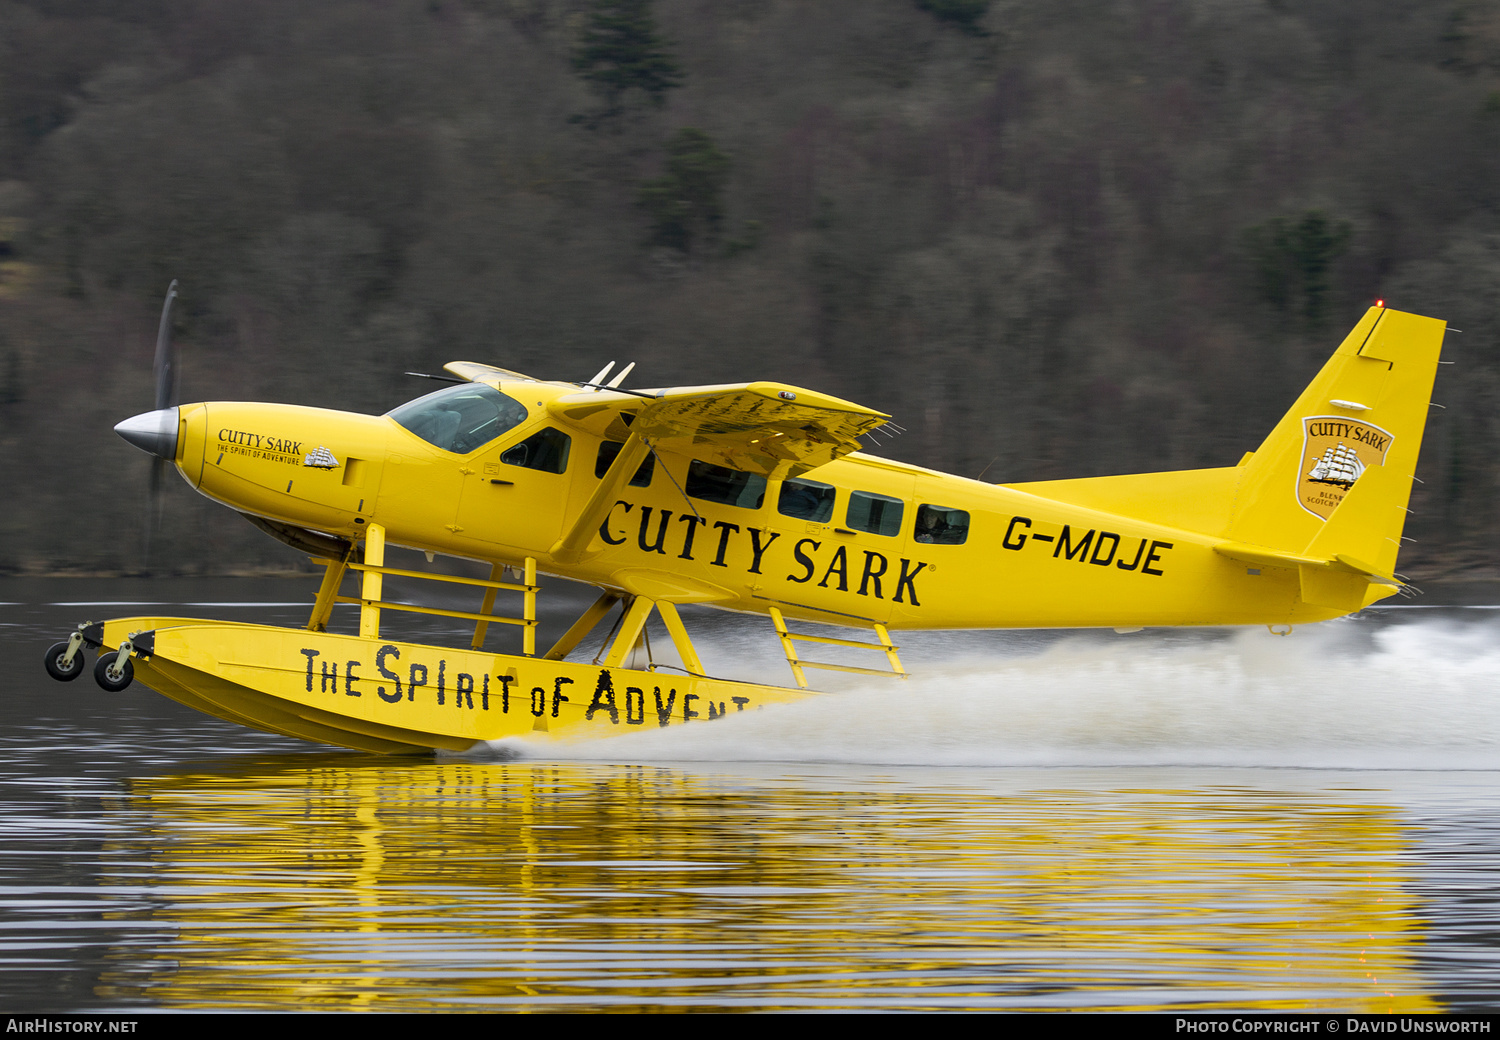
[43,294,1445,754]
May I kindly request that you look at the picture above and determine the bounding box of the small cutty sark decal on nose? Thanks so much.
[303,446,340,469]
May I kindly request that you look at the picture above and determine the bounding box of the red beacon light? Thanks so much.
[1375,298,1386,308]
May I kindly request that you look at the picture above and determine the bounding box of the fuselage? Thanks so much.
[143,378,1345,631]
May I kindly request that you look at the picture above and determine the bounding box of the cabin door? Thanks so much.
[454,423,575,554]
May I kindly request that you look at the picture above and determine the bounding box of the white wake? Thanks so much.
[488,610,1500,769]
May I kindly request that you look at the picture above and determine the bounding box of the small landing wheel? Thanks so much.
[43,641,86,682]
[94,651,134,692]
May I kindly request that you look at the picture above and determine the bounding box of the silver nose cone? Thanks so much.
[114,407,179,460]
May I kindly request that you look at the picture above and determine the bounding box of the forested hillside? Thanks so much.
[2,0,1498,579]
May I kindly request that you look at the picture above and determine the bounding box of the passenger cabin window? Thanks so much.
[501,427,571,474]
[914,504,969,544]
[778,478,835,522]
[595,441,654,487]
[846,490,903,536]
[686,461,766,509]
[387,383,529,455]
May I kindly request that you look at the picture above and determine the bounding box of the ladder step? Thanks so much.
[797,660,910,678]
[779,632,899,652]
[334,596,536,628]
[767,605,906,687]
[347,562,535,593]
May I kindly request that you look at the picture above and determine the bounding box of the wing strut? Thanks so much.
[550,431,655,564]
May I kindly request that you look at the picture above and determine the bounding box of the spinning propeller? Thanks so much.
[113,280,180,567]
[43,281,181,685]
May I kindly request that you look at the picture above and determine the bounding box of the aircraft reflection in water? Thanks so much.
[46,302,1445,753]
[96,762,1434,1012]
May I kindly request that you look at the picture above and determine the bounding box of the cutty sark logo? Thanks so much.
[303,446,339,469]
[1297,415,1394,520]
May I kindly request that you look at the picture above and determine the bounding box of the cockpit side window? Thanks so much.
[502,427,571,474]
[596,441,655,487]
[387,384,529,455]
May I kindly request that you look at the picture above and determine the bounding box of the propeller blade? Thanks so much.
[145,280,178,572]
[149,456,167,543]
[153,280,179,412]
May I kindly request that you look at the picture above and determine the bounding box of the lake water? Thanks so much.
[2,577,1497,1012]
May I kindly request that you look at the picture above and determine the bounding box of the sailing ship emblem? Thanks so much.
[1306,443,1365,487]
[303,446,339,469]
[1296,416,1394,520]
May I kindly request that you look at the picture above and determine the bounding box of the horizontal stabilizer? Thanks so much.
[1212,542,1400,587]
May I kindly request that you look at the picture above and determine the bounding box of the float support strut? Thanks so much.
[470,562,505,651]
[603,596,655,669]
[656,601,705,677]
[544,591,623,661]
[308,551,350,632]
[523,558,537,656]
[359,524,385,639]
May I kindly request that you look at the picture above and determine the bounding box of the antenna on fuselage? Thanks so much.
[581,361,640,394]
[586,361,615,390]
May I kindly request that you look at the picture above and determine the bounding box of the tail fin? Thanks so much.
[1220,306,1446,605]
[1004,306,1446,608]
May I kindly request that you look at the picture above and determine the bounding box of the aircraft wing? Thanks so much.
[548,382,890,478]
[443,361,545,383]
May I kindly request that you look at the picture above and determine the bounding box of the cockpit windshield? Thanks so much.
[387,383,530,454]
